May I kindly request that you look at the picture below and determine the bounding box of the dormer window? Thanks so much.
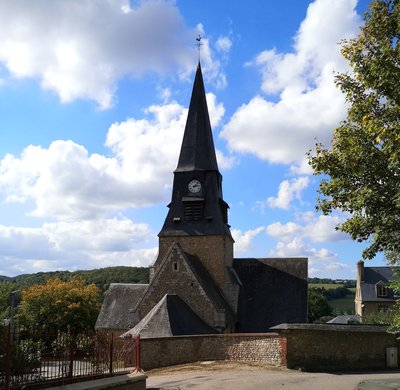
[377,283,388,297]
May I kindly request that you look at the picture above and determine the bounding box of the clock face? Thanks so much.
[188,179,202,193]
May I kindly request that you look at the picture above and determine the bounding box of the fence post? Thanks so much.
[3,323,11,390]
[109,333,114,375]
[68,334,74,378]
[135,335,141,372]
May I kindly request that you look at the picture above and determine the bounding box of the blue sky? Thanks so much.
[0,0,382,279]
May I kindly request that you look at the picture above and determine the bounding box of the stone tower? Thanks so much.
[95,62,308,336]
[152,62,238,310]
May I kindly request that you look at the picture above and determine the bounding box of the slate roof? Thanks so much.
[327,315,361,324]
[175,62,218,173]
[184,251,236,324]
[233,258,308,332]
[121,294,216,338]
[95,283,148,330]
[361,266,399,302]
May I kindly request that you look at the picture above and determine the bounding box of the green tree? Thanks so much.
[19,278,101,334]
[308,0,400,262]
[0,282,13,319]
[308,289,333,323]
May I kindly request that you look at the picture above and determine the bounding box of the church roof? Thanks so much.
[131,243,236,327]
[95,283,148,330]
[175,62,218,173]
[121,294,216,338]
[184,251,236,323]
[233,258,308,332]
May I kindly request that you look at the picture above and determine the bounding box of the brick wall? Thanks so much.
[139,333,282,370]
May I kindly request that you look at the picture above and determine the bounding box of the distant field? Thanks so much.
[309,283,343,289]
[309,283,356,315]
[328,295,355,315]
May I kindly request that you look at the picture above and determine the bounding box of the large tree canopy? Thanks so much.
[309,0,400,261]
[19,278,100,334]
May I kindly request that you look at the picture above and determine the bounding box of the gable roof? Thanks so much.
[131,243,236,327]
[175,62,218,173]
[361,266,399,302]
[184,251,236,323]
[95,283,147,330]
[121,294,216,338]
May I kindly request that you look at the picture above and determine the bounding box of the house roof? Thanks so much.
[327,315,361,324]
[121,294,216,338]
[95,283,148,330]
[361,267,399,302]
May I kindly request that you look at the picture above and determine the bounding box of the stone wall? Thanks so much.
[158,235,234,286]
[139,333,282,370]
[274,323,400,371]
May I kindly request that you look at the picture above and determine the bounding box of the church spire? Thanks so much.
[175,62,219,173]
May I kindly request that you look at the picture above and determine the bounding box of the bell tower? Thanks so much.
[154,63,236,304]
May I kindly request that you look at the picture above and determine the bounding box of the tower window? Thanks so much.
[184,202,203,221]
[173,262,178,271]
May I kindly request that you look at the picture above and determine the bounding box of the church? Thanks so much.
[96,63,308,336]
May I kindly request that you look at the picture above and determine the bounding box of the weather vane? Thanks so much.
[196,34,203,62]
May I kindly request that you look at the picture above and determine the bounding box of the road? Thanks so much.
[145,361,400,390]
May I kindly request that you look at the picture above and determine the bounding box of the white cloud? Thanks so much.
[0,0,226,109]
[266,221,301,239]
[221,0,361,170]
[0,220,157,276]
[266,212,350,277]
[267,213,348,244]
[0,94,228,221]
[215,36,232,54]
[231,227,265,253]
[267,176,310,210]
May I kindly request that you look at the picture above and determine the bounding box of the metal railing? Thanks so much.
[0,324,140,390]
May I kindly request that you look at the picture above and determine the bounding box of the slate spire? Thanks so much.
[158,61,231,238]
[175,62,218,172]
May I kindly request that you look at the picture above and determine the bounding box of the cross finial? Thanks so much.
[196,34,203,62]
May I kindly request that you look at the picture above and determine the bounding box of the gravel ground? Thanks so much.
[145,361,400,390]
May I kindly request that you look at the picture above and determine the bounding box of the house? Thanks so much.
[355,260,398,316]
[95,62,308,337]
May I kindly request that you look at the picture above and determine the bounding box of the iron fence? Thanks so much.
[0,324,140,390]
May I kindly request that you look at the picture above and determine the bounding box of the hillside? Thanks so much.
[0,266,150,295]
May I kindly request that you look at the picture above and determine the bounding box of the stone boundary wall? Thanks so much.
[139,333,282,370]
[273,323,400,371]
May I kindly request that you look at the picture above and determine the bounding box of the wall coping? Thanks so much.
[46,373,147,390]
[271,323,391,333]
[139,332,280,341]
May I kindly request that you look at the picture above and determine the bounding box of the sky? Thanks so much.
[0,0,383,279]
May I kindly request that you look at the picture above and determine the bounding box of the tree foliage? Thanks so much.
[0,266,149,296]
[308,0,400,261]
[0,282,13,318]
[19,278,100,334]
[308,289,333,323]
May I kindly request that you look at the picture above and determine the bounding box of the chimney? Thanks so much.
[357,261,365,283]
